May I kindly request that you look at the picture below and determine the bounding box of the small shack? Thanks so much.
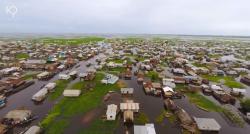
[63,89,81,97]
[121,88,134,96]
[106,104,117,121]
[3,109,32,125]
[194,117,221,132]
[24,125,42,134]
[134,123,156,134]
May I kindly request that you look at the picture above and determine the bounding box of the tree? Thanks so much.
[240,99,250,112]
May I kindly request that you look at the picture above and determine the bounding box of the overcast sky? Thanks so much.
[0,0,250,36]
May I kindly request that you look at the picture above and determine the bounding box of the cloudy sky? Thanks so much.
[0,0,250,36]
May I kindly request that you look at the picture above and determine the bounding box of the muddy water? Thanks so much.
[115,65,250,134]
[0,54,102,134]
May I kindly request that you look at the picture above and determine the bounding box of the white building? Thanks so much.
[106,104,117,121]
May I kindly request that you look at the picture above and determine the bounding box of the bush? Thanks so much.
[241,99,250,112]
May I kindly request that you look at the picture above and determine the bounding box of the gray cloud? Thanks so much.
[0,0,250,35]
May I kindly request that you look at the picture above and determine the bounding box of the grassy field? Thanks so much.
[202,75,244,88]
[78,119,119,134]
[42,37,105,45]
[16,53,29,59]
[40,73,121,134]
[186,93,222,112]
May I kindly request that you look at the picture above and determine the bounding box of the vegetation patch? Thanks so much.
[21,72,39,80]
[78,119,119,134]
[41,73,120,133]
[42,37,105,45]
[186,93,222,112]
[202,75,244,88]
[16,53,29,59]
[155,110,177,124]
[222,107,245,127]
[134,112,149,124]
[145,71,160,82]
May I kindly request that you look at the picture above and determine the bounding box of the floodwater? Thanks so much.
[0,53,102,134]
[1,48,250,134]
[114,64,250,134]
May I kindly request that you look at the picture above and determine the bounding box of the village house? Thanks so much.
[106,104,117,121]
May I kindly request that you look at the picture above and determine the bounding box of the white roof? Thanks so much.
[210,85,222,90]
[232,88,246,93]
[120,102,139,111]
[134,123,156,134]
[163,86,174,92]
[69,70,77,76]
[45,82,56,89]
[106,104,117,115]
[194,117,221,131]
[63,89,81,97]
[24,126,41,134]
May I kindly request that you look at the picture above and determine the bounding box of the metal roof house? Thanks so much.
[194,117,221,132]
[134,123,156,134]
[121,88,134,95]
[106,104,117,121]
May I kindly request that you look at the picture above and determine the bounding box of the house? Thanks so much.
[231,88,246,96]
[164,99,177,111]
[240,75,250,86]
[106,104,117,121]
[134,123,156,134]
[69,70,78,79]
[173,76,186,84]
[162,86,174,98]
[194,117,221,132]
[162,78,176,88]
[58,74,70,80]
[120,101,139,112]
[32,87,48,102]
[37,71,55,80]
[121,88,134,95]
[3,109,32,125]
[45,82,56,92]
[63,89,81,97]
[101,74,119,84]
[22,60,46,70]
[24,126,42,134]
[172,68,186,76]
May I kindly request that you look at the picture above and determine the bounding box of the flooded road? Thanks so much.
[115,64,250,134]
[0,53,102,133]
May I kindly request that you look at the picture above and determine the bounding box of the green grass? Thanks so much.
[49,80,70,100]
[222,108,245,127]
[145,71,160,82]
[21,72,39,80]
[79,119,119,134]
[202,75,244,88]
[155,110,177,124]
[134,112,149,124]
[186,93,222,112]
[42,37,105,45]
[16,53,29,59]
[192,62,207,68]
[42,119,69,134]
[71,81,84,90]
[106,59,124,64]
[41,73,120,133]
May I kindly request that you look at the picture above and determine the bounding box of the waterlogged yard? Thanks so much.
[40,73,122,134]
[202,74,244,88]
